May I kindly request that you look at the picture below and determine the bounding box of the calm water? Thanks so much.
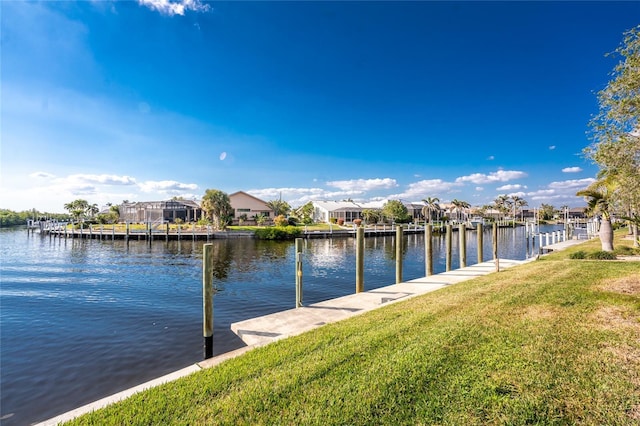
[0,224,562,425]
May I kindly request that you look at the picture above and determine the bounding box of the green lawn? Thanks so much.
[67,232,640,425]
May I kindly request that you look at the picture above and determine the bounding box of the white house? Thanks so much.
[312,201,362,223]
[311,200,426,224]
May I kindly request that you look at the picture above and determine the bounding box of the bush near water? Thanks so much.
[254,225,301,240]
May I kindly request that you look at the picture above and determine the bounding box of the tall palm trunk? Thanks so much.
[599,218,614,252]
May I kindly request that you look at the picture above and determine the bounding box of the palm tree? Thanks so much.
[576,178,617,251]
[86,203,99,219]
[451,199,470,222]
[202,189,233,230]
[421,197,440,224]
[266,199,291,217]
[361,209,381,225]
[510,195,528,222]
[493,195,511,220]
[64,199,89,223]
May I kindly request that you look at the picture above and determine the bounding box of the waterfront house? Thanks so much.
[312,201,363,223]
[311,200,425,224]
[120,200,202,223]
[229,191,273,224]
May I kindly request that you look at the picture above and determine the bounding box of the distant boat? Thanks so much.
[468,217,485,227]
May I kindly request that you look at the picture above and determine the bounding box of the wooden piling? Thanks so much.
[477,223,483,263]
[425,224,433,276]
[445,224,452,272]
[356,227,364,293]
[295,238,304,307]
[493,223,499,272]
[202,243,214,359]
[459,224,467,268]
[395,225,403,283]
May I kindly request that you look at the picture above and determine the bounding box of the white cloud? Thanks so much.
[326,178,397,192]
[247,187,366,207]
[29,171,56,178]
[524,177,596,206]
[456,170,527,185]
[487,155,495,160]
[475,187,484,191]
[219,152,227,161]
[506,191,527,198]
[548,178,595,190]
[388,179,462,200]
[496,184,527,191]
[66,174,137,186]
[549,145,556,150]
[561,166,583,173]
[137,0,211,16]
[139,180,198,194]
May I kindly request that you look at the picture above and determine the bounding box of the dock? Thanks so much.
[230,258,528,347]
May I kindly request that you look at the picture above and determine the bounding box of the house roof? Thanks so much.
[229,191,269,206]
[313,201,361,211]
[121,200,201,208]
[313,200,427,212]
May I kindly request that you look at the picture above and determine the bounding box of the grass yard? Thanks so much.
[67,232,640,425]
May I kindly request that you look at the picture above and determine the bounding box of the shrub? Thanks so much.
[288,217,298,226]
[569,251,587,259]
[329,217,338,224]
[254,226,302,240]
[353,219,362,227]
[614,245,640,256]
[337,218,345,226]
[274,215,289,227]
[588,251,617,260]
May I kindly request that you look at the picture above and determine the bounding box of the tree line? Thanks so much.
[0,209,70,227]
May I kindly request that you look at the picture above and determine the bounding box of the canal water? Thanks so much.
[0,224,563,425]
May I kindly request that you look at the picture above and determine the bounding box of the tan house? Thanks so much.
[229,191,273,224]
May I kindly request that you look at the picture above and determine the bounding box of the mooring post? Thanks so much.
[425,224,433,276]
[493,222,499,272]
[295,238,304,307]
[395,225,403,283]
[203,243,214,359]
[459,223,467,268]
[477,223,483,263]
[166,223,169,242]
[538,233,543,255]
[125,222,130,241]
[356,226,364,293]
[445,224,452,272]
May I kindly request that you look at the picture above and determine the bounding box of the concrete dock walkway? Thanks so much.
[230,258,528,347]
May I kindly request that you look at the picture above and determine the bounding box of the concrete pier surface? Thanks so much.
[37,248,584,425]
[230,258,528,347]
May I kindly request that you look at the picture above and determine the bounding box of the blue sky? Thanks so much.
[2,1,639,213]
